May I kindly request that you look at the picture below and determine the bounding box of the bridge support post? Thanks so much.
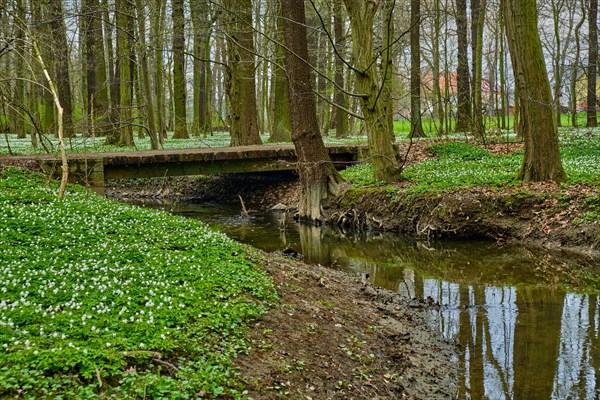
[39,159,105,195]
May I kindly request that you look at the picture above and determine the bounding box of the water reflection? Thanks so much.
[127,200,600,399]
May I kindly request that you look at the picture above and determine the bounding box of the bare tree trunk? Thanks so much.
[10,0,26,139]
[82,0,109,136]
[224,0,262,146]
[472,0,487,140]
[191,1,216,136]
[502,0,567,182]
[268,0,292,142]
[48,0,74,138]
[172,0,188,138]
[281,0,342,224]
[432,0,444,136]
[410,0,425,137]
[101,0,118,136]
[588,0,598,127]
[572,1,586,128]
[343,0,401,181]
[112,0,134,146]
[455,0,471,133]
[499,10,508,130]
[382,0,395,136]
[333,1,348,138]
[151,0,166,140]
[135,0,158,149]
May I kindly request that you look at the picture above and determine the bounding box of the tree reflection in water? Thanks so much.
[416,278,599,399]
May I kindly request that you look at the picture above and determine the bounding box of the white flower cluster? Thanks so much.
[0,187,246,359]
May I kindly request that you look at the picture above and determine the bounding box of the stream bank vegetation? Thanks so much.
[335,128,600,262]
[0,166,278,398]
[0,166,457,399]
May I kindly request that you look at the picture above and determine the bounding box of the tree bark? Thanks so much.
[151,0,167,140]
[499,10,508,130]
[333,1,348,138]
[172,0,188,138]
[268,0,292,142]
[82,0,109,136]
[588,0,598,127]
[12,0,26,138]
[572,1,586,127]
[224,0,262,146]
[382,0,395,136]
[101,0,118,135]
[343,0,401,181]
[281,0,342,224]
[134,0,158,149]
[472,0,487,140]
[191,1,213,136]
[409,0,425,138]
[455,0,471,133]
[431,0,444,136]
[502,0,567,182]
[48,0,74,138]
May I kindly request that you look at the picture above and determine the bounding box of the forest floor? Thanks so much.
[237,252,458,399]
[104,139,600,398]
[6,137,600,398]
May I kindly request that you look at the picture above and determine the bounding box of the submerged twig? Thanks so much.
[238,195,249,218]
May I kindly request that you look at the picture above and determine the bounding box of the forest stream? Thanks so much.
[127,199,600,399]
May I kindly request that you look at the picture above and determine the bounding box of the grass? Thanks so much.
[3,111,600,156]
[0,131,371,156]
[0,167,277,398]
[341,128,600,193]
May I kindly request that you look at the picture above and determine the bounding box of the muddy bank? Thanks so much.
[238,253,458,399]
[331,182,600,259]
[106,172,300,207]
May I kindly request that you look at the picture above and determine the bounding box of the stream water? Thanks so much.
[130,200,600,399]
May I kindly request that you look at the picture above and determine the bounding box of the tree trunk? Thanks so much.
[30,0,54,135]
[333,1,348,138]
[268,0,292,143]
[151,0,166,140]
[172,0,188,138]
[499,10,508,130]
[281,0,343,224]
[191,1,212,136]
[409,0,425,138]
[101,0,119,136]
[552,0,563,127]
[135,0,158,149]
[432,0,444,136]
[343,0,401,181]
[472,0,487,140]
[455,0,471,133]
[502,0,567,182]
[48,0,74,138]
[82,0,109,136]
[12,0,26,138]
[224,0,262,146]
[115,0,134,146]
[572,1,586,128]
[382,0,395,136]
[588,0,598,127]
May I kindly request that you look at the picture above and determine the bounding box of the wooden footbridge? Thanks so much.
[0,144,365,193]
